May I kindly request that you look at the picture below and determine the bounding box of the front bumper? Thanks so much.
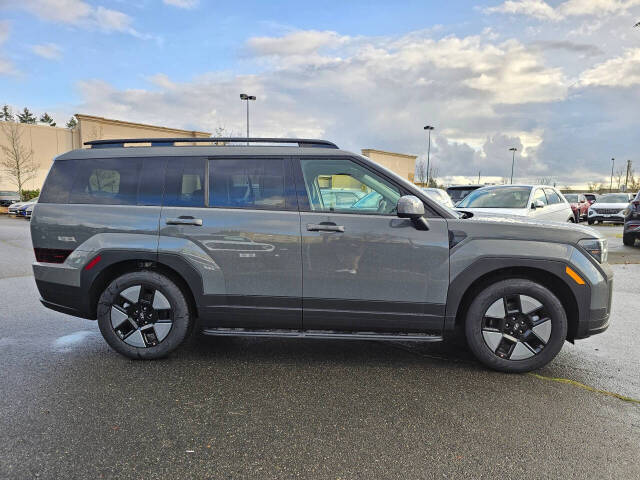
[588,214,624,223]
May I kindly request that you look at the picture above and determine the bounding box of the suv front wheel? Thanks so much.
[97,271,193,359]
[465,279,567,373]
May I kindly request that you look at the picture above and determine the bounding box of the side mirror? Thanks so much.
[397,195,429,230]
[397,195,425,219]
[531,200,545,209]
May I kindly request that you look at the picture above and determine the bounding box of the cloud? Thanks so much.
[485,0,640,21]
[2,0,144,36]
[71,30,577,183]
[163,0,199,8]
[30,42,63,60]
[485,0,560,20]
[533,40,603,57]
[247,30,350,57]
[578,48,640,87]
[0,20,15,75]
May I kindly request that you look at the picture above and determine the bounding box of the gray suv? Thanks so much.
[31,138,613,372]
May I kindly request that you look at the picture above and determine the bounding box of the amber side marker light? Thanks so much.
[565,266,585,285]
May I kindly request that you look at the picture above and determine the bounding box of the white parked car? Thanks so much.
[456,185,575,223]
[421,187,455,208]
[25,203,35,220]
[8,201,26,215]
[587,193,634,225]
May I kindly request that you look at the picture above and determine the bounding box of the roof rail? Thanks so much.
[84,137,339,149]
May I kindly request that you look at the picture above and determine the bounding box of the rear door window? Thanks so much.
[209,158,294,210]
[164,157,206,207]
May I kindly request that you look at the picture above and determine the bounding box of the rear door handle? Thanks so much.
[307,223,345,232]
[166,216,203,226]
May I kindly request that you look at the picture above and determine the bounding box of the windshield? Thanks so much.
[447,188,476,203]
[564,194,578,202]
[457,186,532,209]
[597,194,629,203]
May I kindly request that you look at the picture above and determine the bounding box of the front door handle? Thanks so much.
[307,223,345,232]
[166,216,203,226]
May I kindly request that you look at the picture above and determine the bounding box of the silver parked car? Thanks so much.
[587,193,634,225]
[421,188,454,208]
[456,185,575,223]
[31,137,612,373]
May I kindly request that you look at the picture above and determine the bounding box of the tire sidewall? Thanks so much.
[97,271,191,359]
[465,279,568,373]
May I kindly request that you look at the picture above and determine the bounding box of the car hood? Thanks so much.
[590,203,629,209]
[451,209,602,241]
[455,207,529,217]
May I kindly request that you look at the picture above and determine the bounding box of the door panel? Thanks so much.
[300,213,450,332]
[295,157,450,333]
[158,157,302,329]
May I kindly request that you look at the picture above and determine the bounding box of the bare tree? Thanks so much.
[0,122,37,200]
[427,166,439,188]
[587,182,601,193]
[414,161,427,185]
[536,176,554,185]
[614,166,626,190]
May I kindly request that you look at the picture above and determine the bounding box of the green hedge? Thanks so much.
[21,189,40,201]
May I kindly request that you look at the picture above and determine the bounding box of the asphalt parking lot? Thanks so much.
[1,215,639,479]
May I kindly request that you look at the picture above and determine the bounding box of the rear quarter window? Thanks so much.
[39,160,75,203]
[70,158,142,205]
[42,157,165,206]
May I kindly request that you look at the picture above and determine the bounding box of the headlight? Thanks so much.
[578,238,608,264]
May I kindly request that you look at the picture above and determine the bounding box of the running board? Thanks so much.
[201,328,443,342]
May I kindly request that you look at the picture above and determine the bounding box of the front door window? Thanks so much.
[299,159,401,215]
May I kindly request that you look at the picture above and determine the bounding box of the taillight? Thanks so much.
[34,248,73,264]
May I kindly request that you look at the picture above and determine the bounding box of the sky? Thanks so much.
[1,0,639,187]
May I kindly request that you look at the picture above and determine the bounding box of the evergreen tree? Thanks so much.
[17,108,36,124]
[39,112,56,127]
[66,116,78,129]
[0,105,13,121]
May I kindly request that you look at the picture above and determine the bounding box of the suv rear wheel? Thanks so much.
[97,271,193,359]
[465,279,567,373]
[623,233,636,247]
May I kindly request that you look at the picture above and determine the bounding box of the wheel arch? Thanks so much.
[84,252,203,321]
[447,260,585,342]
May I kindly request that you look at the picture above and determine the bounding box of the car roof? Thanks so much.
[55,145,352,161]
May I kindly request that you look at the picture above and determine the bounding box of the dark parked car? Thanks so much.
[623,191,640,247]
[0,190,20,207]
[583,193,599,205]
[446,185,484,205]
[563,193,589,222]
[31,137,613,373]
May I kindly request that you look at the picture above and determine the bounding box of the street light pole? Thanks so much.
[239,93,256,145]
[424,125,434,186]
[610,158,615,192]
[509,147,517,184]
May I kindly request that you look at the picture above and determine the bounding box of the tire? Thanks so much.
[568,217,575,223]
[623,233,636,247]
[97,270,193,359]
[465,279,568,373]
[587,219,594,225]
